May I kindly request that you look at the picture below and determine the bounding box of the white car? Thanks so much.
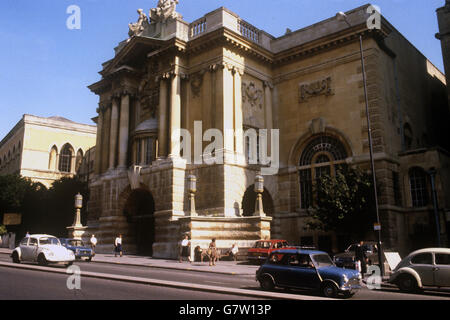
[389,247,450,292]
[11,234,75,267]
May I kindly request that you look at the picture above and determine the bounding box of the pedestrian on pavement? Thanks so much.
[229,243,239,261]
[25,231,30,238]
[90,234,97,255]
[355,240,367,275]
[179,234,191,263]
[209,238,218,266]
[115,234,123,257]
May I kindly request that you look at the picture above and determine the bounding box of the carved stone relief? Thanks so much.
[242,82,263,109]
[299,76,334,103]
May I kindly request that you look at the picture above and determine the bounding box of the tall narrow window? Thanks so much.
[49,146,58,171]
[393,171,402,206]
[299,135,348,209]
[59,144,74,173]
[409,167,429,207]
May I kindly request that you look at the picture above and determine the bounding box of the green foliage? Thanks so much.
[306,166,375,240]
[0,224,7,235]
[0,174,88,238]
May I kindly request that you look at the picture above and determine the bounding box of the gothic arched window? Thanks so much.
[299,135,348,209]
[59,143,74,173]
[409,167,429,207]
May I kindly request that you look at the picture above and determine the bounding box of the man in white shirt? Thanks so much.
[114,234,123,257]
[90,234,97,254]
[230,243,239,261]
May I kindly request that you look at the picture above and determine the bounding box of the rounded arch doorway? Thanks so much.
[123,188,155,256]
[242,185,274,217]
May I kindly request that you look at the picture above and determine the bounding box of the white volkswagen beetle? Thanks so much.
[11,234,75,267]
[389,247,450,292]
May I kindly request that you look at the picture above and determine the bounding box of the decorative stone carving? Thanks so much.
[128,9,150,37]
[299,77,334,103]
[150,0,181,23]
[309,117,327,135]
[128,165,143,190]
[190,71,204,98]
[242,82,263,109]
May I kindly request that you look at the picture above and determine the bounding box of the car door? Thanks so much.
[289,254,320,289]
[410,252,434,286]
[433,253,450,287]
[19,237,30,261]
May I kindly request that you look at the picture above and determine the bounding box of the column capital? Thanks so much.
[263,80,274,89]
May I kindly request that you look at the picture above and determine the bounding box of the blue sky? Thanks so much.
[0,0,446,139]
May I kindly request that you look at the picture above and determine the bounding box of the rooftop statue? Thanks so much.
[150,0,181,23]
[128,9,150,37]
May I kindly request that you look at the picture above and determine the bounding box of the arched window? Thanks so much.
[59,144,74,173]
[409,167,429,207]
[75,149,83,172]
[299,135,348,209]
[49,146,58,171]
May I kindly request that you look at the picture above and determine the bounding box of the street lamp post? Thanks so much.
[336,11,384,276]
[188,175,197,217]
[254,174,266,217]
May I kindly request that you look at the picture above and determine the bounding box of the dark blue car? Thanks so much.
[60,238,94,261]
[256,249,362,298]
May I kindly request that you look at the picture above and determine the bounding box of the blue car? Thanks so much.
[60,238,94,261]
[256,249,362,298]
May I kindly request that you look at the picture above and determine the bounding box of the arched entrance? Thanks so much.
[123,188,155,256]
[242,185,274,217]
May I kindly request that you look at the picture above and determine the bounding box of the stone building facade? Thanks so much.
[0,115,97,188]
[87,2,449,258]
[437,0,450,104]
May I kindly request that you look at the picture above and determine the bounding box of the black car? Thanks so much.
[333,242,379,269]
[60,238,94,261]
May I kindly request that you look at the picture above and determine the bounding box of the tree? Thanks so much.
[0,225,7,236]
[306,166,375,241]
[46,177,89,237]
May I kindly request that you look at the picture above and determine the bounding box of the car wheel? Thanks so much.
[397,274,418,293]
[321,282,338,298]
[259,275,275,291]
[11,252,20,264]
[87,257,92,262]
[37,254,48,266]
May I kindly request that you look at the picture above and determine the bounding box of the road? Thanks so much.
[1,254,450,300]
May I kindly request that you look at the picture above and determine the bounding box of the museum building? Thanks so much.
[86,1,450,258]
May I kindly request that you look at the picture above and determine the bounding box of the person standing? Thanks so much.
[114,234,123,257]
[179,234,191,263]
[25,232,30,238]
[90,234,97,254]
[355,240,367,275]
[230,243,239,261]
[209,238,217,266]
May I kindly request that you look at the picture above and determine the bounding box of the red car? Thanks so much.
[247,240,294,263]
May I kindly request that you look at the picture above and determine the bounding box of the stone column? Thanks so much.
[109,98,119,170]
[169,71,181,158]
[118,94,130,168]
[158,77,168,158]
[101,106,111,173]
[234,68,245,159]
[94,108,103,174]
[264,81,274,154]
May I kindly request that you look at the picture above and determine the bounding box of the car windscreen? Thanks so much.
[39,237,60,245]
[255,242,271,249]
[312,254,334,268]
[68,240,84,247]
